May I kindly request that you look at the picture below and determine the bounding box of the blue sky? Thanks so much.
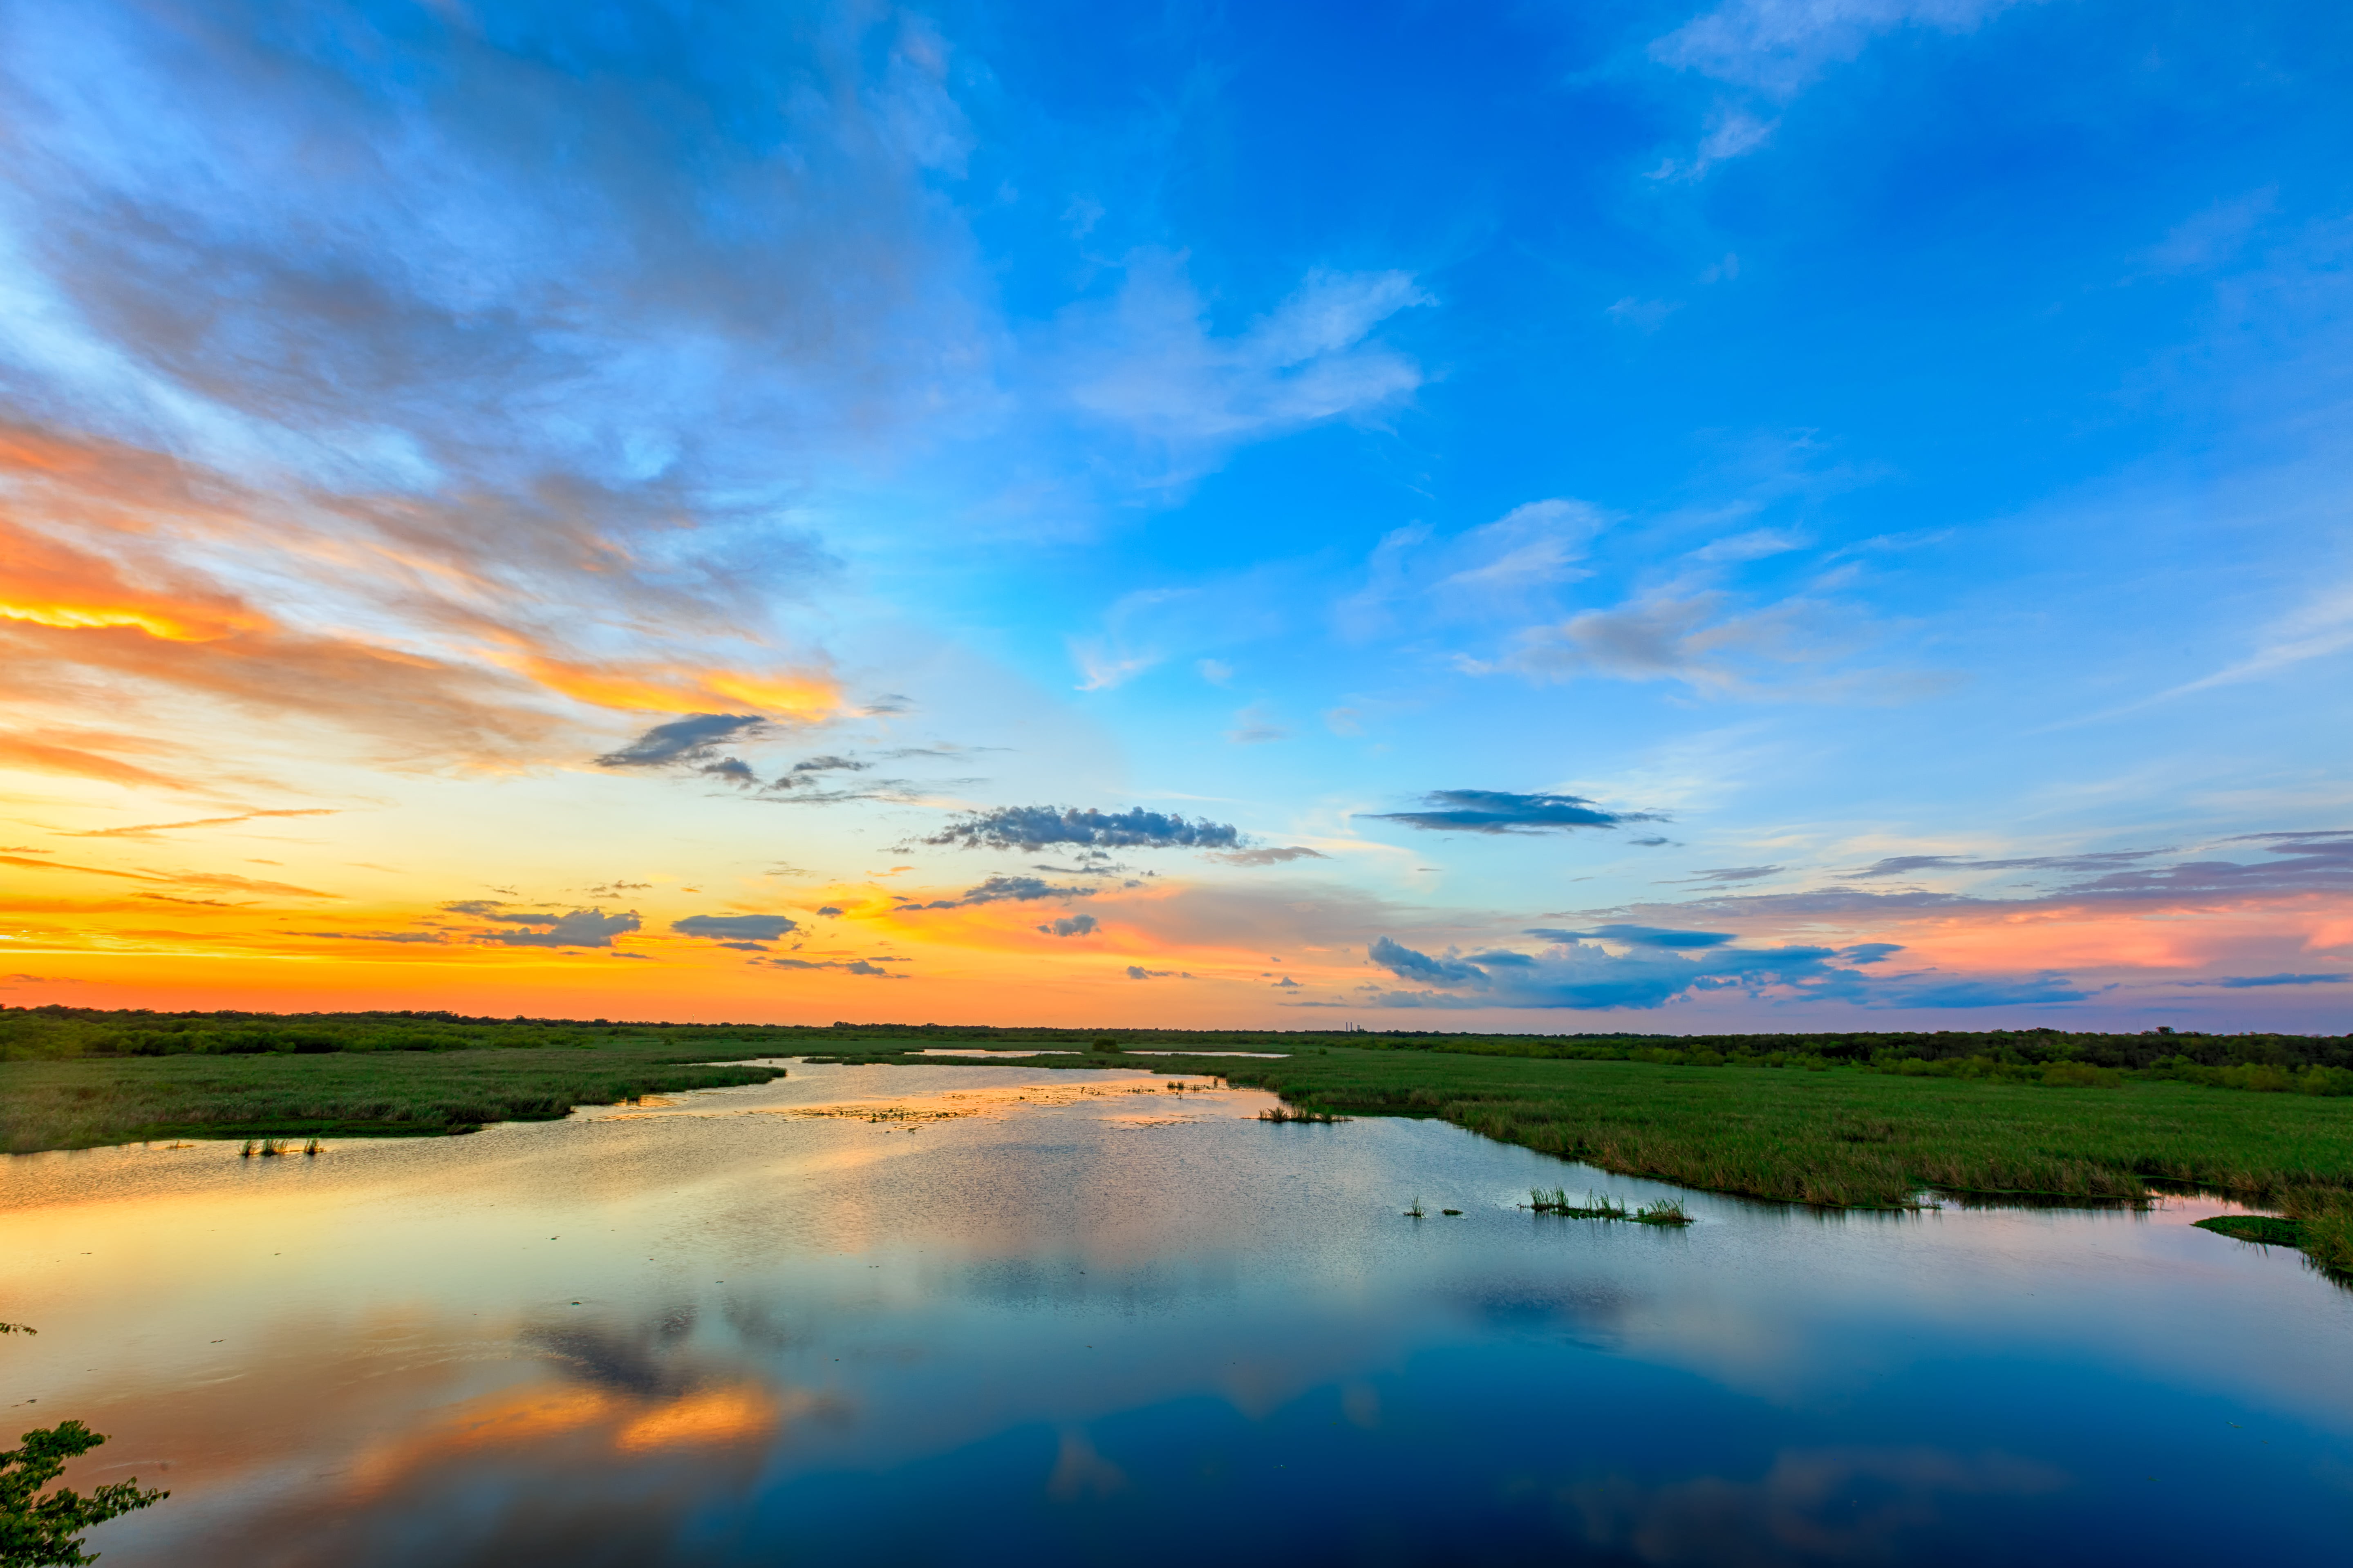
[1,0,2349,1029]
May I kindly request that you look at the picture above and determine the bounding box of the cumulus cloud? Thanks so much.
[671,914,801,945]
[1362,933,2085,1011]
[1364,790,1659,835]
[903,875,1099,910]
[924,805,1243,853]
[1038,914,1100,937]
[477,909,642,948]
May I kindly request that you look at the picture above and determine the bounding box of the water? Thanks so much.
[4,1060,2350,1566]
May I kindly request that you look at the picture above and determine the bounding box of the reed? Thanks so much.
[1404,1197,1427,1218]
[1258,1105,1348,1124]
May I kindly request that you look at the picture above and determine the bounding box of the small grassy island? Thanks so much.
[5,1007,2349,1276]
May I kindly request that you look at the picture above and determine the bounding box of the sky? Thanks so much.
[2,0,2350,1032]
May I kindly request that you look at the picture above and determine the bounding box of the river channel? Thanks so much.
[4,1059,2349,1565]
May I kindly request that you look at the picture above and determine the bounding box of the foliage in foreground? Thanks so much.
[0,1421,166,1568]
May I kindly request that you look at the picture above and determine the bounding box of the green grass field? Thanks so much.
[0,1046,787,1152]
[7,1007,2349,1276]
[812,1042,2353,1275]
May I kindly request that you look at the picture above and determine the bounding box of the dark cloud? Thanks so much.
[440,899,504,916]
[1363,933,2087,1012]
[1526,924,1737,949]
[1363,790,1660,835]
[595,714,766,768]
[815,906,844,917]
[1037,915,1099,937]
[671,914,800,942]
[760,956,903,977]
[902,875,1099,910]
[790,755,869,774]
[2181,972,2352,989]
[476,910,642,948]
[1126,965,1191,979]
[1208,846,1328,866]
[924,805,1242,852]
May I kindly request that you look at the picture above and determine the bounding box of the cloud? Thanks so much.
[596,714,767,768]
[1842,850,2169,880]
[1527,924,1738,949]
[1126,965,1191,979]
[1482,593,1824,693]
[1673,865,1784,884]
[1338,499,1609,640]
[1653,0,2037,97]
[671,914,800,943]
[1037,915,1099,937]
[904,875,1099,910]
[476,909,642,948]
[815,906,845,917]
[283,929,446,944]
[2181,973,2351,989]
[760,956,904,977]
[60,808,341,840]
[923,805,1243,853]
[790,756,869,774]
[1208,846,1329,866]
[1363,790,1658,835]
[0,729,201,792]
[1226,707,1290,745]
[1362,933,2086,1012]
[1062,255,1430,464]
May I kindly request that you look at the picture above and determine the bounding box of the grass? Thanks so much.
[2195,1215,2307,1248]
[1526,1187,1694,1226]
[808,1041,2353,1275]
[0,1046,788,1153]
[1257,1105,1349,1124]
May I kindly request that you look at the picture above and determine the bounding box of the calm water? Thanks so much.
[4,1060,2350,1566]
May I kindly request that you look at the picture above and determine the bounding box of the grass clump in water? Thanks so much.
[1258,1105,1348,1124]
[2195,1214,2305,1248]
[1526,1187,1693,1226]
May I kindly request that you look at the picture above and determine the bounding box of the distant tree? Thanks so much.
[1,1324,166,1568]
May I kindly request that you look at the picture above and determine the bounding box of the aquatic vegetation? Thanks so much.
[1440,1208,1463,1216]
[302,1139,323,1156]
[1404,1197,1426,1218]
[2196,1215,2305,1247]
[1196,1050,2353,1215]
[1524,1188,1694,1226]
[1257,1106,1348,1124]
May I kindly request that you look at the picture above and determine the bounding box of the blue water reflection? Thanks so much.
[3,1061,2348,1565]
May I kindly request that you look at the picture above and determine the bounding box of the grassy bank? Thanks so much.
[811,1042,2353,1275]
[0,1047,787,1152]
